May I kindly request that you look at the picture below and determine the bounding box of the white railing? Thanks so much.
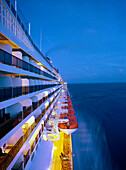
[0,0,33,50]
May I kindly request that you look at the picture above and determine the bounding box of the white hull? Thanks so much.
[60,128,78,135]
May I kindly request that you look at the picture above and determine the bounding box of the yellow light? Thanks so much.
[37,63,42,65]
[41,120,44,124]
[50,97,53,101]
[22,116,34,129]
[53,146,57,150]
[29,135,35,146]
[26,116,35,126]
[43,91,48,97]
[43,134,48,141]
[45,101,49,108]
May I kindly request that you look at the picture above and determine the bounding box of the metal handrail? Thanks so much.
[2,0,52,67]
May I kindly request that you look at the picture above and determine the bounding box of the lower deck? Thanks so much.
[29,132,73,170]
[51,132,73,170]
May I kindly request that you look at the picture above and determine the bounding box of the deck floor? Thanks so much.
[29,139,53,170]
[49,132,73,170]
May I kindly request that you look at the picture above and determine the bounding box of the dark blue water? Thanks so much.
[68,83,126,170]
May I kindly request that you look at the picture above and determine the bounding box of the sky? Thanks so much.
[17,0,126,83]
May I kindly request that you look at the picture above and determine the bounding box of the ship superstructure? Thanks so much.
[0,1,78,169]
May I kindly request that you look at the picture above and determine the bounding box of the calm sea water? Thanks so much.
[68,83,126,170]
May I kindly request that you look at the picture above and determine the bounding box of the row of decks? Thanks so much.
[0,0,52,68]
[0,87,62,170]
[0,48,57,80]
[0,76,60,102]
[0,86,61,139]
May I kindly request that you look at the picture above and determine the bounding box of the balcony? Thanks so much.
[0,0,52,67]
[0,84,57,102]
[0,89,61,169]
[24,149,30,168]
[0,111,22,139]
[23,106,32,119]
[0,49,57,80]
[0,87,61,139]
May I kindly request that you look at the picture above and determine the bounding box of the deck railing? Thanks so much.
[0,111,22,139]
[0,84,58,102]
[0,87,61,139]
[24,150,30,168]
[23,106,32,119]
[0,88,62,170]
[0,49,57,80]
[0,0,53,67]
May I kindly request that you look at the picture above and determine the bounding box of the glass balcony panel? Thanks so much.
[5,87,12,100]
[22,61,28,70]
[32,102,38,111]
[22,86,29,95]
[0,50,5,63]
[24,150,30,168]
[0,49,57,80]
[13,87,22,98]
[0,111,22,139]
[23,106,31,119]
[5,52,12,65]
[29,86,34,93]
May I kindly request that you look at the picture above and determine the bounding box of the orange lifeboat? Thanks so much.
[58,114,78,134]
[59,91,78,134]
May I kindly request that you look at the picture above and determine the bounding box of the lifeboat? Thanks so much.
[58,114,78,135]
[58,91,78,134]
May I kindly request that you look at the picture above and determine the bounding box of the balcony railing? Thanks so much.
[32,102,38,111]
[0,0,53,67]
[0,49,57,80]
[24,150,30,168]
[0,84,58,102]
[12,161,23,170]
[30,142,35,155]
[0,111,22,139]
[23,106,32,119]
[0,87,61,139]
[0,89,62,170]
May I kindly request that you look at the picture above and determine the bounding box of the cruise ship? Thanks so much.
[0,0,78,169]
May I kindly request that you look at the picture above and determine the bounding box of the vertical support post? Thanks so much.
[28,22,30,35]
[40,28,42,51]
[15,0,17,11]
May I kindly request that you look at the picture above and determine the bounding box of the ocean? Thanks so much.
[68,83,126,170]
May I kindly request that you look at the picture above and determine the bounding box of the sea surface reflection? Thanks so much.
[68,83,126,170]
[72,111,112,170]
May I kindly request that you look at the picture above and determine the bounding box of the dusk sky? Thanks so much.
[18,0,126,83]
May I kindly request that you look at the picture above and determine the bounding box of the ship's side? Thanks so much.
[0,1,77,169]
